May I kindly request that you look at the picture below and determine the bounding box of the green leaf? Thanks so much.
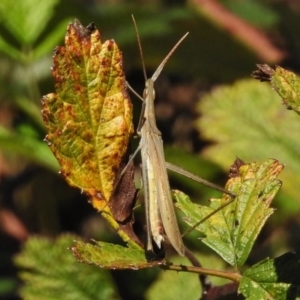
[176,159,283,267]
[146,253,228,300]
[0,126,59,171]
[0,0,59,45]
[271,66,300,114]
[239,250,300,300]
[196,79,300,205]
[14,235,119,300]
[33,19,70,60]
[0,35,24,60]
[71,240,166,270]
[0,278,17,297]
[223,0,279,29]
[252,64,300,115]
[15,97,45,130]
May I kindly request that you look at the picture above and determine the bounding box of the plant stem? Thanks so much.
[161,263,241,283]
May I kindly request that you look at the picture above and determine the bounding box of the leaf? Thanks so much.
[0,278,17,297]
[108,161,143,247]
[0,125,59,171]
[71,240,166,270]
[0,0,59,45]
[0,35,24,60]
[223,0,279,29]
[15,96,45,130]
[239,250,300,300]
[176,158,283,267]
[42,20,134,211]
[253,64,300,115]
[196,79,300,205]
[109,161,136,223]
[14,235,119,300]
[146,253,228,300]
[33,19,70,60]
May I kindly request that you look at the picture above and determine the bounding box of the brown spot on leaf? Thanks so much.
[229,157,245,178]
[252,64,275,82]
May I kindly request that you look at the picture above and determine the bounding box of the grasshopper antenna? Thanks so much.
[131,14,189,83]
[131,15,147,82]
[151,32,189,82]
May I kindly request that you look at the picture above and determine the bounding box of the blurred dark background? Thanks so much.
[0,0,300,299]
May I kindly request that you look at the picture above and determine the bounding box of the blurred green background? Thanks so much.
[0,0,300,299]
